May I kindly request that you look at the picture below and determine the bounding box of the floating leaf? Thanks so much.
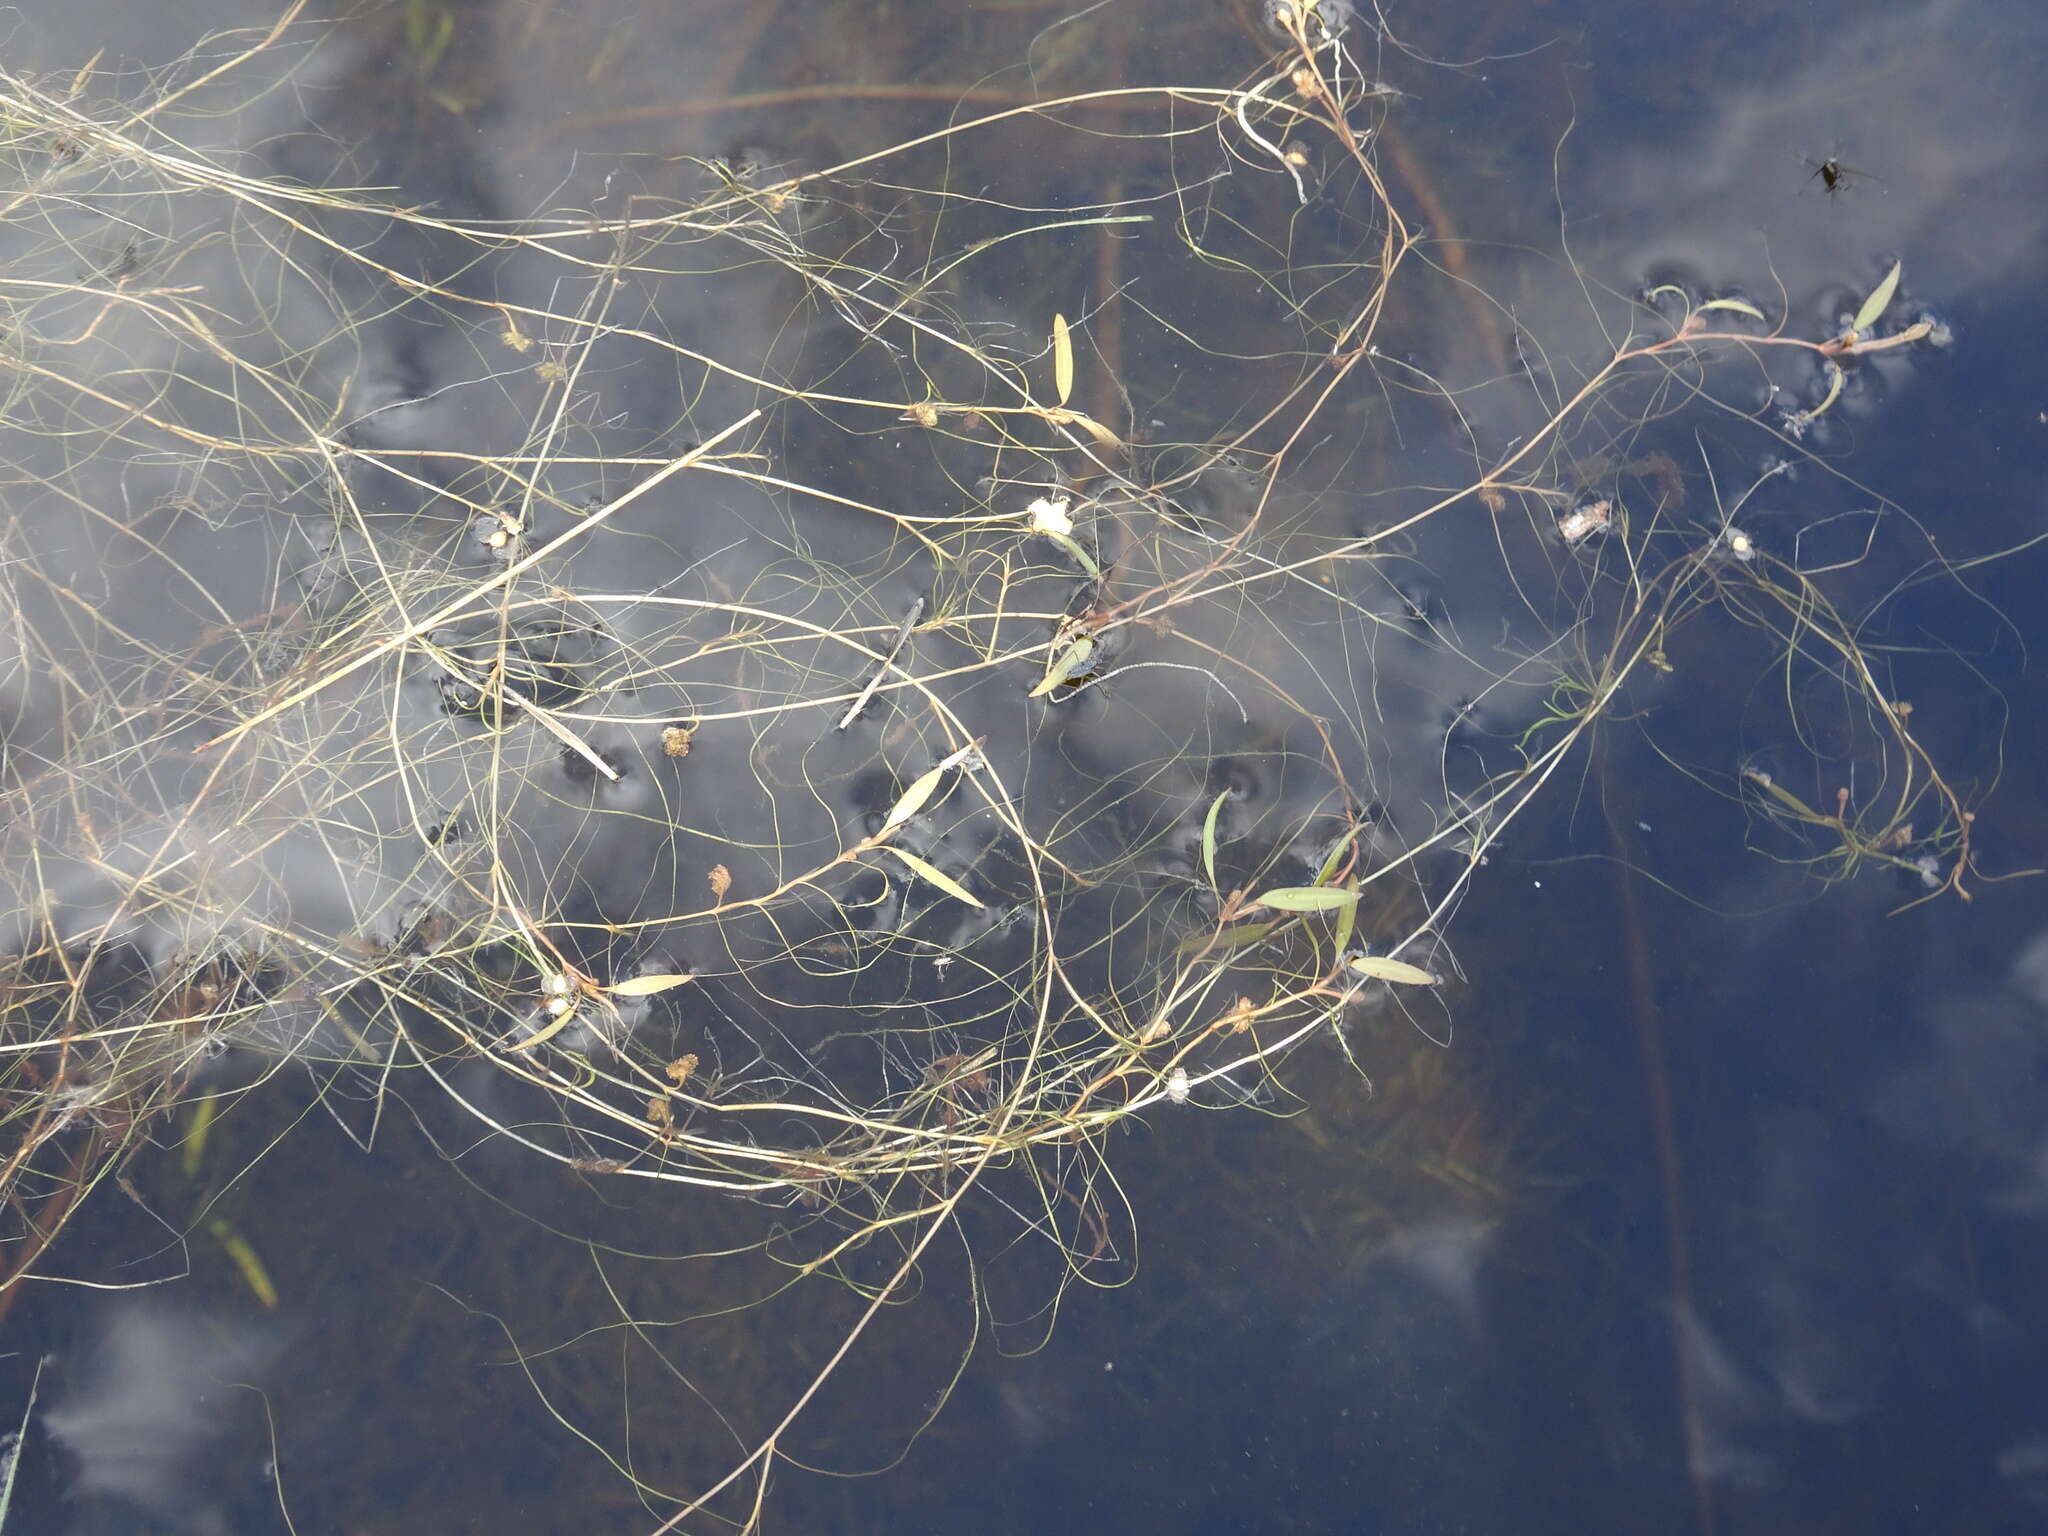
[1697,297,1766,322]
[1850,259,1902,336]
[514,1004,581,1051]
[1201,789,1229,890]
[884,845,984,907]
[1029,634,1096,697]
[1348,954,1439,986]
[1073,412,1123,450]
[1793,359,1845,428]
[883,761,948,832]
[1052,311,1074,407]
[1254,885,1360,913]
[611,972,696,998]
[1045,407,1124,450]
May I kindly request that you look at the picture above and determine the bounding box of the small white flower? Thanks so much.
[1025,496,1073,537]
[1166,1067,1191,1105]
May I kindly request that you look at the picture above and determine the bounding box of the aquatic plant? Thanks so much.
[0,0,2009,1525]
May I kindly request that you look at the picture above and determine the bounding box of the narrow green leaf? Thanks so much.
[1850,260,1901,336]
[1807,360,1844,421]
[209,1217,279,1309]
[1043,529,1100,577]
[884,845,984,907]
[1045,408,1124,450]
[1697,297,1766,321]
[1744,770,1825,823]
[1331,876,1359,957]
[514,1006,581,1051]
[1201,789,1229,890]
[0,1357,44,1530]
[1052,312,1074,406]
[883,762,948,831]
[1177,921,1275,955]
[1254,885,1361,913]
[181,1093,217,1179]
[1313,821,1369,886]
[1348,954,1439,986]
[1029,634,1095,697]
[611,972,696,998]
[1074,412,1123,449]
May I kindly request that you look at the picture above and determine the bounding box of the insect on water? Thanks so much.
[1802,153,1879,202]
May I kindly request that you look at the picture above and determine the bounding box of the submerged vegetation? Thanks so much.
[0,0,2016,1525]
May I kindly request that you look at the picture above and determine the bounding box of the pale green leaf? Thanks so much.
[1331,876,1359,957]
[611,972,696,998]
[1029,634,1095,697]
[0,1357,45,1529]
[513,1006,581,1051]
[1177,921,1274,956]
[1851,260,1901,336]
[1043,529,1100,577]
[1313,821,1368,886]
[1046,407,1124,450]
[883,762,948,831]
[1254,885,1360,913]
[208,1217,278,1309]
[1201,789,1229,890]
[1076,413,1123,450]
[1799,360,1844,424]
[1348,954,1439,986]
[885,845,984,907]
[1697,297,1766,321]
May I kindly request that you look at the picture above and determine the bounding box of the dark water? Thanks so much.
[3,1,2046,1532]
